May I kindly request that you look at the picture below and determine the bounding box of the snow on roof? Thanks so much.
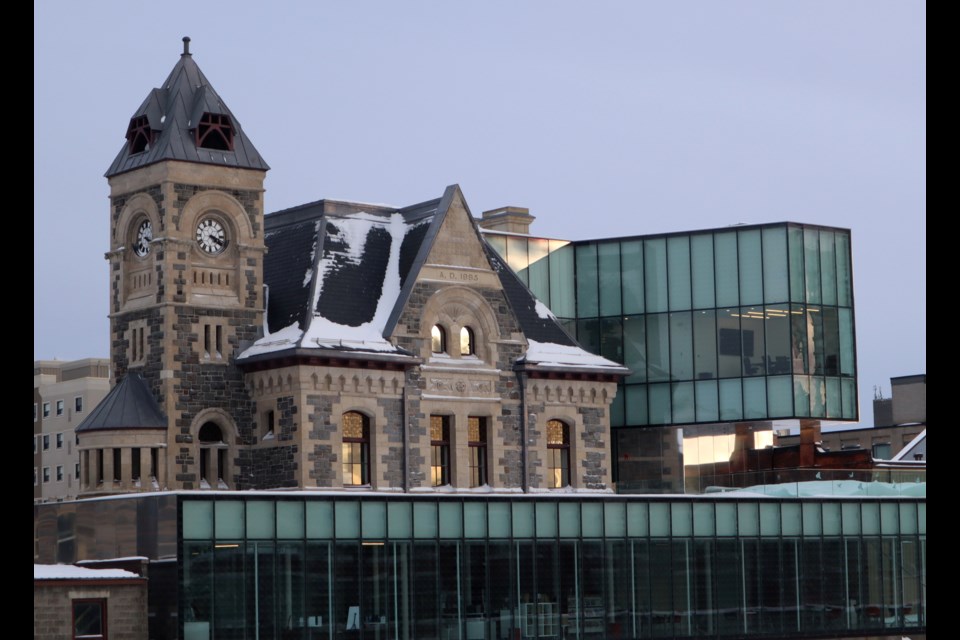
[241,212,413,359]
[520,339,627,370]
[34,564,140,580]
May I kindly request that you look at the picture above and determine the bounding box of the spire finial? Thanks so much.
[182,36,191,56]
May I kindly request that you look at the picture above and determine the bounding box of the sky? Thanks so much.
[34,1,925,429]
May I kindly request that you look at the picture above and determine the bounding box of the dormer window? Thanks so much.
[431,325,447,354]
[126,115,155,154]
[460,326,475,356]
[196,112,234,151]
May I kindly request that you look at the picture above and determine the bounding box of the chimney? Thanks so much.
[478,206,535,235]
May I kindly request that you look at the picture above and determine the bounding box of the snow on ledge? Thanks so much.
[34,564,140,580]
[521,339,626,370]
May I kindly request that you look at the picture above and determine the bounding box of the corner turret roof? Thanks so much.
[105,37,269,178]
[75,373,167,433]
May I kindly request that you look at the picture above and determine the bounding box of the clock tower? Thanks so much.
[91,37,270,493]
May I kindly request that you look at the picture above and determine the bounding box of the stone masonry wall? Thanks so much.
[34,582,148,640]
[306,394,338,487]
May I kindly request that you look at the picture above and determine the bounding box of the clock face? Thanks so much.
[134,219,152,257]
[196,218,226,254]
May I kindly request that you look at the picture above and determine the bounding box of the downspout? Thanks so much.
[515,368,528,493]
[401,381,408,492]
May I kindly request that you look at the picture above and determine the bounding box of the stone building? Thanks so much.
[34,358,111,502]
[75,37,627,499]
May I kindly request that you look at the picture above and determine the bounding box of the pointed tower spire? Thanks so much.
[105,37,269,177]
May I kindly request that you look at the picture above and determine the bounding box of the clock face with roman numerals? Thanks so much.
[196,217,226,254]
[134,219,152,257]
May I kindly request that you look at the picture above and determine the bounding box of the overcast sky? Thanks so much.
[35,1,925,429]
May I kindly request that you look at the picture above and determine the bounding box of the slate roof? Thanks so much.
[75,373,167,433]
[105,37,268,178]
[241,185,627,374]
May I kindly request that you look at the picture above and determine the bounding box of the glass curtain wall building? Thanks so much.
[485,223,858,490]
[34,491,927,640]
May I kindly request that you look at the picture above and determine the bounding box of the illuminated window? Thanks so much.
[431,325,447,354]
[430,415,450,486]
[468,416,488,487]
[547,419,571,488]
[342,412,370,486]
[460,326,475,355]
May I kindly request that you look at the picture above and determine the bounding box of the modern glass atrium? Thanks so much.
[177,492,923,640]
[485,223,857,427]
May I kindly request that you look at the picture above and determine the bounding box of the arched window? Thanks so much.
[460,326,475,356]
[431,325,447,354]
[342,411,370,486]
[198,422,227,489]
[430,415,451,486]
[546,419,571,488]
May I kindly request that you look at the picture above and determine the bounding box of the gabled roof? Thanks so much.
[75,373,167,433]
[240,185,627,375]
[105,37,269,178]
[891,429,926,461]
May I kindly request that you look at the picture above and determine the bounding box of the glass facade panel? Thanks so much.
[506,235,529,279]
[362,501,386,539]
[836,232,853,307]
[463,501,486,538]
[738,229,763,306]
[694,379,719,422]
[388,501,412,539]
[536,502,557,538]
[717,308,741,378]
[647,313,670,382]
[672,382,695,424]
[767,375,793,417]
[335,501,360,539]
[794,376,811,417]
[648,383,672,425]
[743,377,767,419]
[414,502,437,538]
[788,226,805,303]
[599,241,622,316]
[644,238,668,313]
[601,317,623,364]
[716,502,737,536]
[740,306,766,376]
[306,501,333,539]
[581,502,603,537]
[512,502,534,538]
[718,378,743,421]
[623,315,647,384]
[671,502,692,536]
[621,240,644,315]
[693,309,717,380]
[246,500,274,539]
[839,307,855,377]
[690,233,715,309]
[488,502,510,538]
[576,243,599,317]
[276,501,304,539]
[649,502,670,537]
[439,502,462,538]
[715,231,739,307]
[558,502,580,538]
[670,312,692,381]
[528,237,550,303]
[841,377,857,420]
[214,500,243,540]
[604,501,627,536]
[667,235,692,310]
[781,503,801,535]
[820,230,838,305]
[183,501,213,539]
[625,384,648,425]
[738,502,759,536]
[693,502,715,536]
[548,243,575,318]
[762,227,789,303]
[804,228,821,304]
[822,503,842,535]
